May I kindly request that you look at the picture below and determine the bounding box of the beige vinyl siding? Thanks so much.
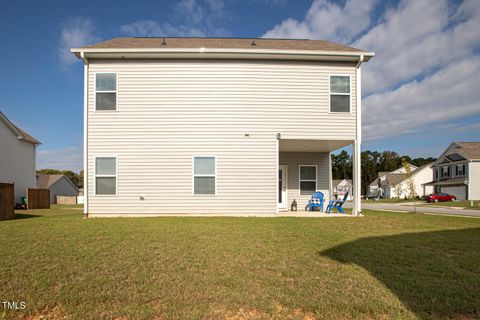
[86,59,357,214]
[279,152,331,211]
[469,161,480,200]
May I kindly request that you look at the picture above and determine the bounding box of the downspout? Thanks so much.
[81,52,89,218]
[353,54,364,216]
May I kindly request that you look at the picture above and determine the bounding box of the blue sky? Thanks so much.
[0,0,479,172]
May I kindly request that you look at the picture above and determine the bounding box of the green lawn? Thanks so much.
[1,206,479,320]
[421,200,480,210]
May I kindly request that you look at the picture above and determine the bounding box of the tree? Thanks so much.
[330,149,435,197]
[379,151,399,172]
[331,150,352,179]
[402,158,417,212]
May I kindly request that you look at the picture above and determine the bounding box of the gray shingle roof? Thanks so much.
[81,37,370,54]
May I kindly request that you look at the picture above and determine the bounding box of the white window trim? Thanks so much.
[328,74,352,114]
[94,72,118,112]
[94,155,118,196]
[299,165,317,195]
[192,155,217,196]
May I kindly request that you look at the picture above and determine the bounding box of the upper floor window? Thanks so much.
[193,156,216,195]
[441,166,450,178]
[455,164,465,176]
[96,73,117,111]
[330,75,351,113]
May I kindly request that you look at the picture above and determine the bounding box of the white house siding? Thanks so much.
[0,121,36,203]
[86,59,357,215]
[279,152,330,211]
[49,178,79,204]
[413,166,433,197]
[468,161,480,200]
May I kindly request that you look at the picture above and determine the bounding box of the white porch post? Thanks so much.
[82,52,89,217]
[353,140,361,215]
[353,56,363,216]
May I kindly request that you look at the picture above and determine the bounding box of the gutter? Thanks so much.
[71,47,374,62]
[356,54,364,68]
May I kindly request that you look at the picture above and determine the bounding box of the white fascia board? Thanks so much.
[71,47,374,62]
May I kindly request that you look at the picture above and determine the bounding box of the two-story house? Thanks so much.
[425,142,480,200]
[368,163,433,199]
[0,111,40,203]
[71,37,373,216]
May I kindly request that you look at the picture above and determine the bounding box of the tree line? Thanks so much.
[332,150,436,195]
[37,169,84,189]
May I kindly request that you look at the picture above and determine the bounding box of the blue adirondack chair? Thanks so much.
[326,192,349,214]
[306,192,324,212]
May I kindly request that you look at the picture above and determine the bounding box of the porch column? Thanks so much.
[353,140,361,215]
[353,55,363,216]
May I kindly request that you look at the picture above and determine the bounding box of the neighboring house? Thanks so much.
[368,163,433,199]
[424,142,480,200]
[0,111,40,203]
[36,174,79,204]
[71,37,374,216]
[332,179,352,200]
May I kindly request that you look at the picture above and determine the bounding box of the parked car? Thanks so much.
[425,193,456,203]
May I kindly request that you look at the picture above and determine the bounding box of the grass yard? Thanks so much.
[1,206,479,320]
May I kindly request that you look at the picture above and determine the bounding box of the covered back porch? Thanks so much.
[277,138,361,215]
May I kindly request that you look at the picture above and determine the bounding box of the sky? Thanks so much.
[0,0,479,172]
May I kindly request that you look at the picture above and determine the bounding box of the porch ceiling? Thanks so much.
[279,139,353,152]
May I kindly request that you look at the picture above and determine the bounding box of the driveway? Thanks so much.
[344,202,480,218]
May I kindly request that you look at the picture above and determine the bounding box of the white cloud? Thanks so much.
[174,0,205,23]
[121,0,232,38]
[263,0,480,144]
[263,0,377,42]
[58,17,99,67]
[120,20,205,37]
[356,0,480,94]
[363,56,480,141]
[37,146,83,172]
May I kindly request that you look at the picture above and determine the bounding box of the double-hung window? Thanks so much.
[330,75,351,112]
[299,165,317,195]
[193,156,216,195]
[441,166,450,178]
[456,164,465,176]
[95,157,117,195]
[95,73,117,111]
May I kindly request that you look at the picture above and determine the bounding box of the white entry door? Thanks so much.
[278,165,287,210]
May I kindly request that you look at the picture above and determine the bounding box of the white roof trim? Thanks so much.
[0,111,22,138]
[71,47,374,62]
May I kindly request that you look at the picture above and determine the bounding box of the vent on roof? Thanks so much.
[251,39,256,46]
[161,38,167,45]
